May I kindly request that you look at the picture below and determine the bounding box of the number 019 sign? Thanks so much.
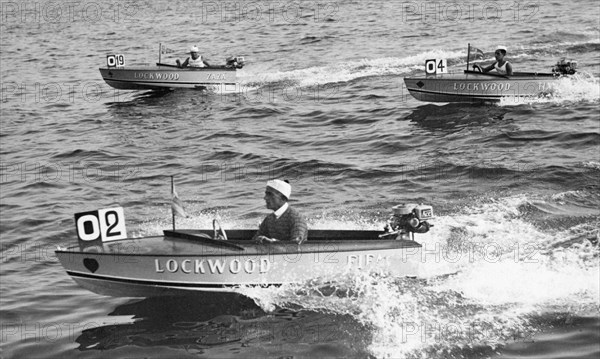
[425,59,448,74]
[75,207,127,245]
[106,54,125,67]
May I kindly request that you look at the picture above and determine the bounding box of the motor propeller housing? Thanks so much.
[552,58,577,75]
[226,56,245,69]
[383,203,434,240]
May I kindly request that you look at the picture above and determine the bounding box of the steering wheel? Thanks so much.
[212,219,228,240]
[472,64,482,72]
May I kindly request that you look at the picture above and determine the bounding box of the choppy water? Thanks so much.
[1,0,599,358]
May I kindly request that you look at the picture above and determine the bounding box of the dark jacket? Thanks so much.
[255,206,308,243]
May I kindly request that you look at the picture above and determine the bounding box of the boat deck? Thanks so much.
[99,64,237,72]
[419,70,558,80]
[59,229,420,256]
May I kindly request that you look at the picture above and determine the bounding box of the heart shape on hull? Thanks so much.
[83,258,99,273]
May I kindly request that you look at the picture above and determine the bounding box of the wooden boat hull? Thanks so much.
[404,71,561,103]
[55,229,423,297]
[99,65,238,90]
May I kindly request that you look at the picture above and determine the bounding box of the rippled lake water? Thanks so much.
[1,0,599,358]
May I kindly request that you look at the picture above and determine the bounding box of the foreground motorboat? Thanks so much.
[55,204,434,297]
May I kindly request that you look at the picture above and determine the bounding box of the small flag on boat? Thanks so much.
[171,184,188,218]
[161,45,175,54]
[468,45,485,60]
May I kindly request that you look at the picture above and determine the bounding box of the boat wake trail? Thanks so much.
[237,194,599,358]
[239,49,464,89]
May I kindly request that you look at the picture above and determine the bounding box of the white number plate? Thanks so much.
[425,59,447,74]
[75,207,127,244]
[106,54,125,67]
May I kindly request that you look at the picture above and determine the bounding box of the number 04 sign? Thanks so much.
[75,207,127,244]
[425,59,448,74]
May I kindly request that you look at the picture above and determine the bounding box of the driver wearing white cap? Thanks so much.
[177,45,210,68]
[474,45,513,76]
[253,179,308,244]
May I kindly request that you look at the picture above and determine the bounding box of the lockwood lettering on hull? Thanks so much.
[155,258,271,274]
[134,73,180,81]
[453,82,511,91]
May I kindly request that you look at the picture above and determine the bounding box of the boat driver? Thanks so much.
[475,46,513,76]
[177,46,210,68]
[253,180,308,244]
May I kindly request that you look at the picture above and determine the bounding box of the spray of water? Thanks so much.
[499,73,600,106]
[231,195,599,358]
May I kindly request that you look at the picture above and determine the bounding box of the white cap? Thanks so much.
[496,45,507,52]
[266,180,291,200]
[190,46,199,52]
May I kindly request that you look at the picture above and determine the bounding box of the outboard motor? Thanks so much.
[225,56,245,69]
[552,58,577,75]
[382,203,434,240]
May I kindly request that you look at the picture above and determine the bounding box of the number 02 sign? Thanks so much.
[425,59,448,74]
[75,207,127,244]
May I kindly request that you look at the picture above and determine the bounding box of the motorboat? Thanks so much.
[404,45,577,103]
[55,204,434,298]
[403,70,569,103]
[99,63,244,91]
[99,47,245,90]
